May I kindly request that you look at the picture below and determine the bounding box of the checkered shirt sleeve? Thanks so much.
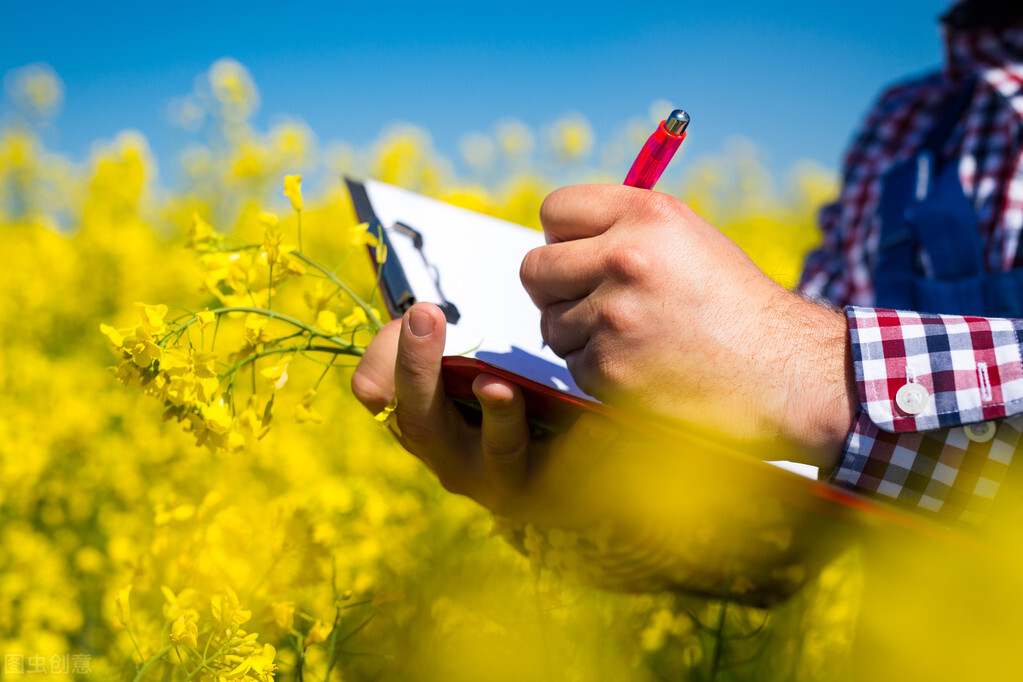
[831,307,1023,522]
[796,21,1023,523]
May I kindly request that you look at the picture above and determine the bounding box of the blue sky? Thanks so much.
[3,1,952,181]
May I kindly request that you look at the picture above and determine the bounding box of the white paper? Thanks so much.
[364,179,594,400]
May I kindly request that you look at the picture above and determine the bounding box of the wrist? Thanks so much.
[771,296,857,472]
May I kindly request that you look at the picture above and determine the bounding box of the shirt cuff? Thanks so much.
[846,306,1023,431]
[830,306,1023,522]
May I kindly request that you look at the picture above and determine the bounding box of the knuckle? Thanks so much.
[636,190,684,222]
[396,414,435,446]
[482,434,523,462]
[595,299,638,334]
[539,187,569,224]
[433,468,467,496]
[519,247,542,289]
[604,244,652,284]
[570,341,623,399]
[395,350,433,385]
[539,308,556,349]
[484,489,517,517]
[349,369,378,407]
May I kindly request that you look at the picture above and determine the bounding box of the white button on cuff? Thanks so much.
[895,383,929,415]
[964,421,996,443]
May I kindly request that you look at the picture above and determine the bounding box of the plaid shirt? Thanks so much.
[799,18,1023,523]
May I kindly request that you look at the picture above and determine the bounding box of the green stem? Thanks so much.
[132,644,174,682]
[165,307,361,356]
[193,243,382,331]
[707,596,730,682]
[181,641,230,682]
[217,344,363,380]
[125,627,146,671]
[324,604,343,681]
[291,253,383,331]
[312,355,338,390]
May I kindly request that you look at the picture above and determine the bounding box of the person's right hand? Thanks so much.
[520,185,855,472]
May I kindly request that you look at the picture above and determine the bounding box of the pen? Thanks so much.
[624,109,690,189]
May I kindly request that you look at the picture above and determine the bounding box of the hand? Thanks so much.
[351,305,846,602]
[520,185,856,471]
[351,302,621,526]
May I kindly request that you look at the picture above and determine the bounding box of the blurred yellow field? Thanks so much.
[1,60,859,681]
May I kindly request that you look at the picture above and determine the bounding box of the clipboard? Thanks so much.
[343,177,990,596]
[346,177,602,433]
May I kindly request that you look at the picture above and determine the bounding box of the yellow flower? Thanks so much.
[373,397,398,426]
[278,252,306,277]
[170,614,199,649]
[257,211,279,228]
[293,389,323,424]
[201,402,232,435]
[262,227,283,269]
[211,587,251,628]
[260,359,289,389]
[114,584,132,626]
[349,222,378,247]
[284,174,303,212]
[271,601,295,629]
[316,310,340,334]
[304,280,333,312]
[162,349,220,405]
[226,643,277,681]
[161,586,200,620]
[188,212,216,249]
[154,503,195,526]
[112,360,140,386]
[122,326,162,368]
[304,619,331,647]
[99,323,124,348]
[341,307,367,329]
[135,302,169,335]
[244,314,271,347]
[549,114,594,161]
[238,395,271,440]
[197,308,216,330]
[8,63,63,117]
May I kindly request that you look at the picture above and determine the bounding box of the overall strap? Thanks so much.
[912,78,984,283]
[874,79,982,313]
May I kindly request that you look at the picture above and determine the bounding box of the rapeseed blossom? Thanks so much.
[0,56,893,682]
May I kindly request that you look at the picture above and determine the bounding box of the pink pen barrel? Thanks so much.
[623,120,686,189]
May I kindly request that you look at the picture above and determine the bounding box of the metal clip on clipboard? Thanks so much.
[346,177,460,324]
[390,221,460,324]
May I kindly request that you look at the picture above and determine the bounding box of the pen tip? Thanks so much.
[666,109,690,135]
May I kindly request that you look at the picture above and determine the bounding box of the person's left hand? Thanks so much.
[351,302,624,526]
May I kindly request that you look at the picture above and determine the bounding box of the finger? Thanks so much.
[564,335,625,402]
[540,184,645,244]
[520,241,603,307]
[540,298,595,358]
[520,412,621,528]
[473,374,530,512]
[394,302,462,449]
[351,318,402,413]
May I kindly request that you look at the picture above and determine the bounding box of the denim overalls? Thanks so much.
[874,79,1023,318]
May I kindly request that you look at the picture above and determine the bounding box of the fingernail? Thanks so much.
[408,307,435,338]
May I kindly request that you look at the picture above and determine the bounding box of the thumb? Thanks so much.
[394,302,453,443]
